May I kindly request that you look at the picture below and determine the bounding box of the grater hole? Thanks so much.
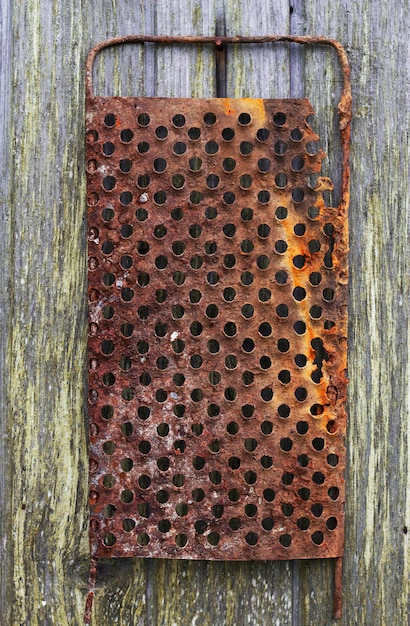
[229,456,240,469]
[262,517,274,531]
[290,128,303,141]
[280,438,293,452]
[227,421,239,435]
[104,113,116,127]
[208,339,220,353]
[261,387,273,402]
[239,174,253,189]
[240,141,254,155]
[102,207,114,221]
[258,190,270,204]
[293,287,306,301]
[296,421,309,435]
[208,532,220,546]
[241,271,254,286]
[155,125,168,139]
[244,438,257,452]
[260,455,273,468]
[172,114,185,127]
[259,322,272,337]
[293,321,306,335]
[328,487,340,500]
[120,129,133,143]
[195,520,207,534]
[157,423,169,437]
[223,287,236,302]
[273,112,286,126]
[209,470,222,484]
[103,142,115,156]
[103,505,116,518]
[297,517,310,531]
[260,356,272,369]
[137,142,149,154]
[291,155,304,171]
[207,174,220,189]
[104,533,116,546]
[241,207,253,221]
[222,127,235,141]
[137,113,150,126]
[204,112,216,125]
[242,405,255,418]
[174,142,187,155]
[158,520,171,533]
[275,206,287,220]
[172,174,185,189]
[263,488,275,502]
[223,158,236,172]
[228,489,240,502]
[241,304,254,319]
[258,158,271,173]
[137,174,151,189]
[238,112,251,125]
[245,531,258,545]
[188,127,201,140]
[101,405,113,420]
[298,488,310,501]
[274,140,287,156]
[327,454,339,466]
[137,533,150,546]
[278,404,291,418]
[138,503,151,518]
[171,207,183,220]
[228,517,240,530]
[311,503,323,517]
[258,288,271,302]
[205,141,218,155]
[282,472,294,485]
[256,128,270,141]
[311,531,324,545]
[312,437,325,451]
[261,421,273,435]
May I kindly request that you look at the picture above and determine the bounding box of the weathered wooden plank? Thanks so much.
[84,7,150,624]
[224,0,291,99]
[5,1,90,623]
[153,0,217,98]
[287,4,345,624]
[0,1,13,623]
[291,1,410,625]
[217,4,294,626]
[87,1,218,624]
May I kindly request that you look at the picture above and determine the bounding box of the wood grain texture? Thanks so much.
[1,1,409,625]
[0,0,13,621]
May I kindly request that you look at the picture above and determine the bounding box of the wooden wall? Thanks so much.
[0,1,408,624]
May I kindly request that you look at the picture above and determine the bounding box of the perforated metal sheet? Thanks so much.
[87,96,347,562]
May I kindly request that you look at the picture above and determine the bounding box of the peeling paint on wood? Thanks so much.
[0,0,409,625]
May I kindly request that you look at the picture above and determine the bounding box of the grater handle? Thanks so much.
[85,35,351,210]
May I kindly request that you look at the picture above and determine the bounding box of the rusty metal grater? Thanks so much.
[85,35,351,620]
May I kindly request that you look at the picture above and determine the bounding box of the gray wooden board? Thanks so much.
[0,1,408,625]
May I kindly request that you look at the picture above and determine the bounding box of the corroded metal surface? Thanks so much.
[87,94,348,562]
